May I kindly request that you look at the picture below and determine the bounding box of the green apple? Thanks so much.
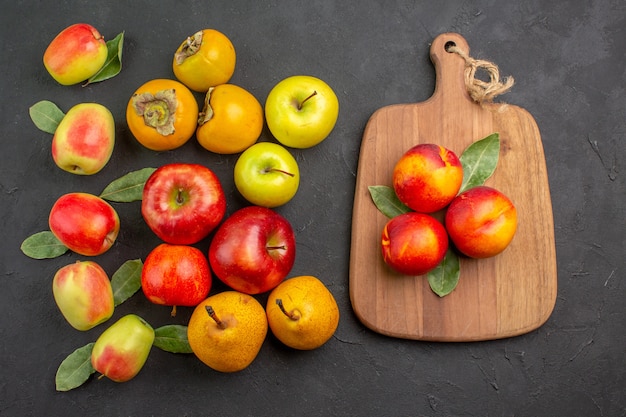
[91,314,155,383]
[264,75,339,149]
[234,142,300,207]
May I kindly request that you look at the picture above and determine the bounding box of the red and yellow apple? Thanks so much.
[52,261,114,331]
[43,23,108,86]
[141,163,226,245]
[208,206,296,294]
[141,243,212,316]
[265,75,339,149]
[381,212,448,276]
[91,314,155,383]
[49,192,120,256]
[445,186,517,258]
[52,103,115,175]
[392,143,463,213]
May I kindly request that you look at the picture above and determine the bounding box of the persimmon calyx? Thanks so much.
[174,30,203,65]
[197,86,215,126]
[131,89,178,135]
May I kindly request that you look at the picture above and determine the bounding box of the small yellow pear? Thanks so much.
[187,291,267,372]
[266,275,340,350]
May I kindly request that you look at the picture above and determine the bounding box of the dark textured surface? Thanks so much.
[1,1,625,416]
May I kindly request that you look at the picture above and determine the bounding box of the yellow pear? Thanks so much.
[266,275,340,350]
[187,291,267,372]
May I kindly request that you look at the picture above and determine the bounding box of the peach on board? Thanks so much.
[445,186,517,258]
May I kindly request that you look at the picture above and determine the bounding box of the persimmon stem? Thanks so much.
[298,91,317,110]
[276,299,298,321]
[205,305,226,329]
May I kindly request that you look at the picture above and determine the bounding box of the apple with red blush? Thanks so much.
[52,102,115,175]
[52,260,114,331]
[141,243,212,316]
[43,23,108,86]
[141,163,226,245]
[209,206,296,294]
[49,192,120,256]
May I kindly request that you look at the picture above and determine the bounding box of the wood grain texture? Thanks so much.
[349,33,557,341]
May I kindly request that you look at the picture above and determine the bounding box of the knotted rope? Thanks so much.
[446,41,514,107]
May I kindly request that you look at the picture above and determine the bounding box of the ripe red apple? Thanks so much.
[209,206,296,294]
[141,163,226,245]
[52,102,115,175]
[445,186,518,258]
[43,23,108,86]
[381,212,448,275]
[52,260,114,331]
[141,243,212,316]
[49,192,120,256]
[393,143,463,213]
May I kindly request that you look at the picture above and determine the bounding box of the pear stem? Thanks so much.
[276,299,298,321]
[298,91,317,110]
[205,305,226,329]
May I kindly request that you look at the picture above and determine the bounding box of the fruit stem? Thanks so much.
[205,305,227,329]
[298,91,317,110]
[266,168,295,177]
[171,305,177,317]
[176,188,185,205]
[266,245,287,251]
[276,299,299,321]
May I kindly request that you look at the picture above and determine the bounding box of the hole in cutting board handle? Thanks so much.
[444,40,457,52]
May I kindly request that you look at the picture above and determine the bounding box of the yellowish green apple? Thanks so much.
[265,75,339,149]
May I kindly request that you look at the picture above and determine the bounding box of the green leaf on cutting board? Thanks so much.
[111,259,143,306]
[153,325,193,354]
[55,342,96,392]
[459,132,500,193]
[85,31,125,85]
[29,100,65,134]
[100,167,156,202]
[427,249,461,297]
[20,230,68,259]
[368,185,411,218]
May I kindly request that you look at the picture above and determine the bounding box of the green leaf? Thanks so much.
[100,167,156,202]
[427,249,461,297]
[86,31,125,85]
[55,342,96,392]
[111,259,143,306]
[20,231,68,259]
[368,185,412,218]
[459,133,500,193]
[154,325,192,353]
[29,100,65,134]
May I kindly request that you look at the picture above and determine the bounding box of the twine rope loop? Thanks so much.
[446,41,514,105]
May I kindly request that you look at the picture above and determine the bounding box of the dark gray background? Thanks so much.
[1,1,624,416]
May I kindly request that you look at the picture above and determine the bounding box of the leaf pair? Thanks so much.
[368,133,500,297]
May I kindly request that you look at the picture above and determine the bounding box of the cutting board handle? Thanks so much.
[429,32,474,105]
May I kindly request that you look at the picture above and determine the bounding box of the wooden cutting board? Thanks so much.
[349,33,557,342]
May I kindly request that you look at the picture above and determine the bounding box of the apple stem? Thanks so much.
[275,299,299,321]
[266,168,295,177]
[298,91,318,110]
[205,305,226,329]
[176,188,185,205]
[266,245,287,251]
[171,305,177,317]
